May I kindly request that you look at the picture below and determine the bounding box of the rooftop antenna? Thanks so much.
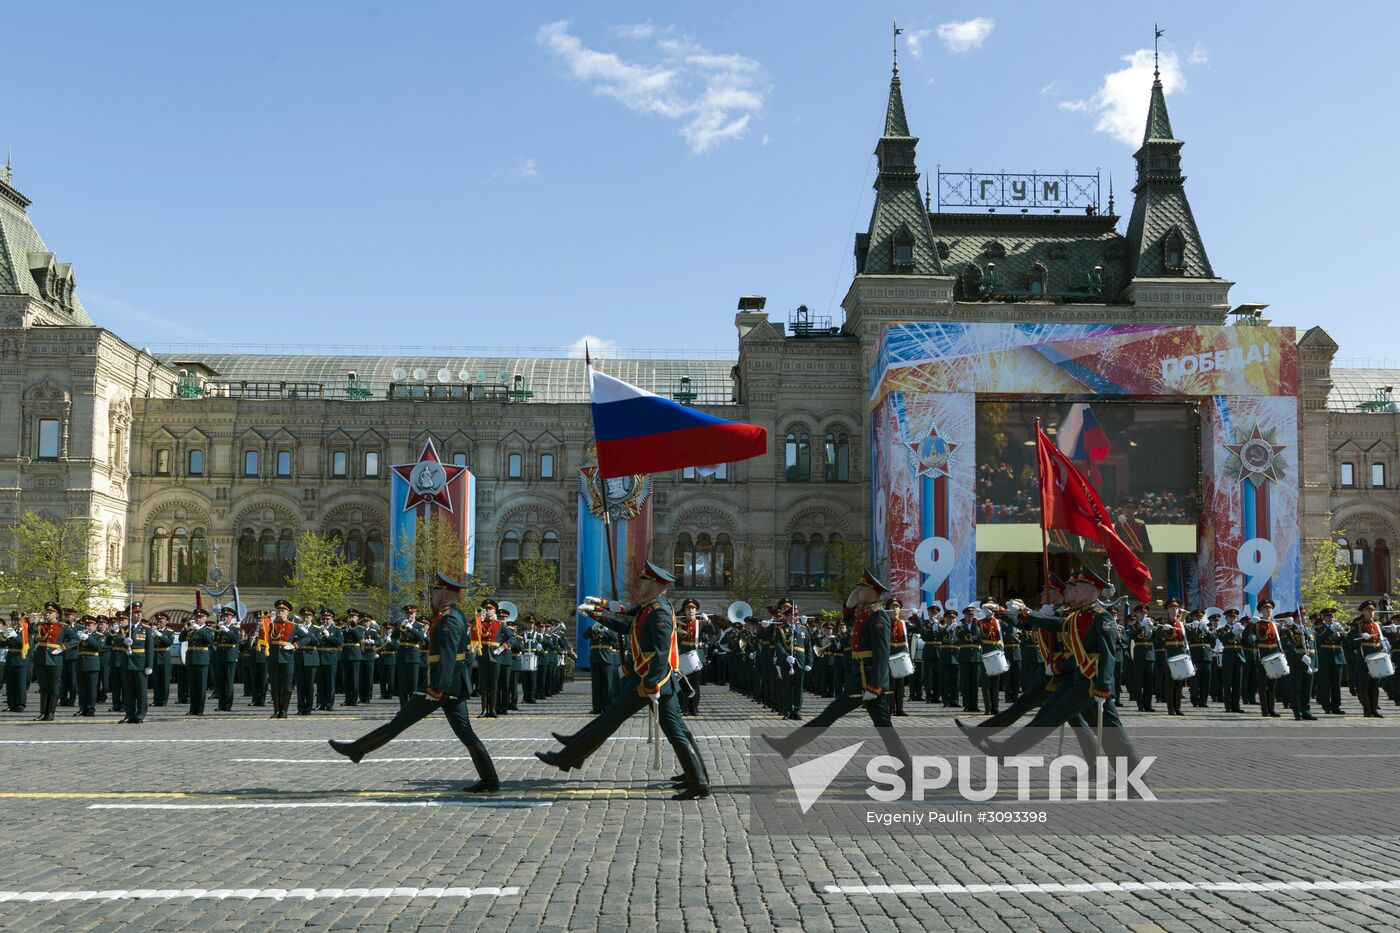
[1154,24,1165,79]
[1108,174,1115,215]
[1,145,11,186]
[892,20,902,74]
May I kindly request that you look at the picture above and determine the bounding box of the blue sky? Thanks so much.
[4,2,1394,360]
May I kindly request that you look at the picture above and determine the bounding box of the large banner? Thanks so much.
[869,322,1300,611]
[575,464,652,669]
[389,439,476,598]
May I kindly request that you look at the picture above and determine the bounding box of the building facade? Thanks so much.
[0,64,1394,617]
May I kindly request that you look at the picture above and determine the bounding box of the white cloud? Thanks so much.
[566,335,621,359]
[1040,82,1058,96]
[613,22,659,40]
[904,28,932,58]
[519,158,538,177]
[936,17,995,53]
[1188,42,1209,65]
[1059,48,1187,145]
[761,133,770,146]
[536,20,767,154]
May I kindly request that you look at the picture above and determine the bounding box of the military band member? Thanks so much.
[885,598,909,716]
[1128,604,1156,712]
[473,600,501,718]
[31,602,66,721]
[330,573,499,793]
[292,607,321,715]
[1161,604,1188,716]
[266,600,296,718]
[351,609,377,704]
[677,598,705,717]
[1219,609,1245,712]
[74,616,102,716]
[116,602,153,724]
[58,607,79,707]
[979,601,1007,716]
[537,561,711,800]
[1281,612,1318,720]
[315,608,342,711]
[587,616,621,714]
[1348,600,1385,717]
[398,605,425,711]
[2,611,30,713]
[496,616,520,715]
[957,604,982,712]
[182,608,214,715]
[245,612,270,706]
[340,609,363,707]
[209,607,237,712]
[773,598,813,720]
[378,619,399,699]
[918,605,940,704]
[1253,602,1284,718]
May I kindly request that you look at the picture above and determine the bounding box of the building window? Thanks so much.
[37,419,60,460]
[823,432,850,482]
[365,451,381,477]
[276,450,292,477]
[243,450,260,476]
[788,533,808,589]
[1028,264,1047,296]
[155,447,172,475]
[1373,463,1386,488]
[673,532,733,588]
[365,530,384,585]
[540,453,555,479]
[499,530,520,582]
[1340,462,1355,487]
[507,453,523,479]
[784,432,811,481]
[237,527,295,586]
[149,526,207,584]
[714,462,729,482]
[332,451,348,477]
[681,466,697,482]
[188,449,204,476]
[452,453,467,467]
[894,243,913,265]
[542,531,560,578]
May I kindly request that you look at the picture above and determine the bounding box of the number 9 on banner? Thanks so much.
[1237,538,1277,595]
[914,536,954,601]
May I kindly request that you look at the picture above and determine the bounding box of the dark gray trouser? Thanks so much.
[349,694,497,784]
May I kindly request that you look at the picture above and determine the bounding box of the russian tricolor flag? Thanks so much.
[589,369,768,479]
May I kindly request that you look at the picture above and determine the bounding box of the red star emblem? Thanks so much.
[1224,425,1286,484]
[392,439,466,513]
[910,427,958,479]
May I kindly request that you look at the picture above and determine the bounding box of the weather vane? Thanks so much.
[1154,24,1165,78]
[893,20,902,73]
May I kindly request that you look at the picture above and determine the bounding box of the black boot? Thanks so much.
[534,750,574,772]
[463,741,500,793]
[671,740,711,801]
[328,723,396,764]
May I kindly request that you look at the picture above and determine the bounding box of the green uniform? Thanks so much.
[76,631,103,714]
[184,624,215,715]
[150,628,175,706]
[116,622,154,723]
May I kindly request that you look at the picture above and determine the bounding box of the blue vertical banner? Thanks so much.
[575,463,652,669]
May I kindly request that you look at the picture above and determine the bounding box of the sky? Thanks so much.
[4,1,1395,361]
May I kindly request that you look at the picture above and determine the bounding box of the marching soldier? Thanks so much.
[537,562,710,800]
[587,616,620,714]
[330,572,500,793]
[117,602,153,724]
[292,607,321,715]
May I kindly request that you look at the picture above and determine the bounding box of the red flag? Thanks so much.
[1037,425,1152,602]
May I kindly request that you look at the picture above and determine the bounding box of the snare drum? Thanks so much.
[888,652,915,679]
[1167,653,1196,682]
[1365,650,1396,679]
[1260,651,1290,680]
[519,652,538,672]
[981,649,1009,677]
[679,649,704,676]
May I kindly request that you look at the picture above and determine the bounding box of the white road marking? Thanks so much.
[824,879,1400,896]
[0,735,749,746]
[89,800,550,810]
[230,756,540,763]
[0,886,520,902]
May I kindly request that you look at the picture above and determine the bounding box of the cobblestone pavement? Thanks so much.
[4,681,1400,932]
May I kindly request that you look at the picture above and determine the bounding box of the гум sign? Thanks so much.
[1161,344,1270,383]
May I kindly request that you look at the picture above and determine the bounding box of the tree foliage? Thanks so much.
[382,513,493,618]
[725,542,778,616]
[1301,532,1354,613]
[0,511,116,613]
[286,530,364,613]
[822,538,878,602]
[510,556,571,621]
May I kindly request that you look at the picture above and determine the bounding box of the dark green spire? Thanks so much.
[1143,76,1175,143]
[884,67,910,137]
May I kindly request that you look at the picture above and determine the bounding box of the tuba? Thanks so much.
[727,601,753,625]
[497,601,519,624]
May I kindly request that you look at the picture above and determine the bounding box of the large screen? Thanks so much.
[974,400,1199,553]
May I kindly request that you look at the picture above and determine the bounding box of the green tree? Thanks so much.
[725,542,778,615]
[510,556,571,621]
[1302,532,1354,613]
[286,530,364,613]
[383,513,493,616]
[823,538,879,603]
[0,511,116,613]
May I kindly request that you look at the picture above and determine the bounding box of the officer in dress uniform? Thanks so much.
[182,608,214,715]
[497,617,520,715]
[536,561,712,801]
[117,602,153,724]
[74,616,102,716]
[1280,612,1318,720]
[587,616,620,714]
[292,607,321,715]
[350,609,376,704]
[149,613,174,706]
[1219,608,1246,712]
[1128,604,1156,712]
[1187,610,1210,707]
[1153,600,1181,706]
[397,606,424,710]
[1312,611,1343,714]
[245,612,270,706]
[957,604,982,713]
[212,607,240,711]
[2,611,30,712]
[1161,604,1188,716]
[378,620,398,699]
[58,607,79,707]
[1254,602,1284,718]
[760,571,913,779]
[340,610,363,707]
[316,608,342,711]
[778,599,814,720]
[918,605,940,704]
[472,600,501,718]
[267,600,296,718]
[884,598,910,717]
[979,601,1007,716]
[330,572,499,793]
[1348,600,1385,717]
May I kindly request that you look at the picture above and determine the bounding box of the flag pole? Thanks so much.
[1036,418,1051,600]
[585,345,621,603]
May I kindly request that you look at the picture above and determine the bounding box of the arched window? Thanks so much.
[714,533,733,588]
[540,453,555,479]
[258,530,277,585]
[508,453,523,479]
[238,528,257,582]
[332,451,348,477]
[542,531,560,580]
[522,529,540,561]
[243,450,259,476]
[278,531,296,585]
[788,533,807,589]
[694,533,713,589]
[674,533,694,585]
[500,531,520,583]
[188,449,204,475]
[276,450,292,477]
[807,533,826,590]
[452,453,467,467]
[171,527,191,584]
[189,529,207,584]
[155,448,171,475]
[344,530,364,569]
[824,432,850,482]
[1028,263,1047,296]
[365,531,384,586]
[785,432,811,481]
[674,531,733,588]
[150,526,171,583]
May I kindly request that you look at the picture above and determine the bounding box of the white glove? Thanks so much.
[862,690,879,701]
[144,668,152,676]
[804,665,812,672]
[786,655,796,665]
[50,647,63,656]
[492,647,503,657]
[123,637,133,646]
[646,692,660,706]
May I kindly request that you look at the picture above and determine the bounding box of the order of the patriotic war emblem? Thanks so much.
[1224,425,1287,485]
[579,444,651,521]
